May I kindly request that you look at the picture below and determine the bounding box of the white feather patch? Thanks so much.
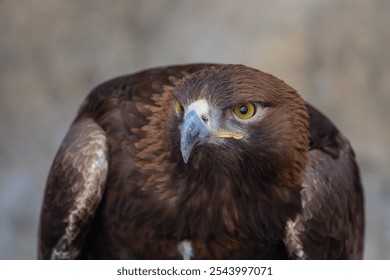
[178,240,193,260]
[186,99,209,119]
[285,219,306,259]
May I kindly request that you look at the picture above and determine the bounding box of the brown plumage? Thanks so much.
[38,64,364,259]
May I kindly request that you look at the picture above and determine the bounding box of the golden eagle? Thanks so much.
[38,64,364,259]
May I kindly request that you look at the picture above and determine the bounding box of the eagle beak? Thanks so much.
[180,110,211,164]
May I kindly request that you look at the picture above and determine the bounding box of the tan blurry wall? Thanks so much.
[0,0,389,259]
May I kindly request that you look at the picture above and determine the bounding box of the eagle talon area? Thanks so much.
[38,63,364,260]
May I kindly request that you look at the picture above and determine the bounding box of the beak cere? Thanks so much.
[180,109,211,164]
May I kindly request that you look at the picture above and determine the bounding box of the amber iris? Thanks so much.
[233,103,256,119]
[175,100,184,115]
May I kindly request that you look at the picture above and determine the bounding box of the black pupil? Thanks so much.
[240,105,248,115]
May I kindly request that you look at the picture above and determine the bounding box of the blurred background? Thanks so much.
[0,0,389,259]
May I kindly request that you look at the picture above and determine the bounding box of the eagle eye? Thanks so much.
[175,100,184,116]
[233,103,256,120]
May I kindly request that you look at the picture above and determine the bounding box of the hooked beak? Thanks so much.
[180,110,211,164]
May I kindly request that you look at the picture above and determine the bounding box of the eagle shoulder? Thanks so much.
[38,117,108,259]
[284,104,364,259]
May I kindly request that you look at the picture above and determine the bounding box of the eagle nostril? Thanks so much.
[201,115,208,122]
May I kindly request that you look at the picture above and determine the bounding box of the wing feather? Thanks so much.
[38,117,108,259]
[284,104,364,259]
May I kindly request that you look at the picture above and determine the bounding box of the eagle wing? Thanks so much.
[38,117,108,259]
[284,104,365,259]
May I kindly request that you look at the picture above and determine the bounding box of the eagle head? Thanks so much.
[171,64,310,188]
